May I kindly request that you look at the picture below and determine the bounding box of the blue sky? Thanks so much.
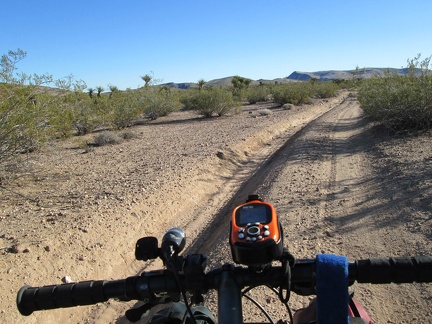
[2,0,431,90]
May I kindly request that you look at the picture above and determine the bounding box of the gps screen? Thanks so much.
[236,204,271,226]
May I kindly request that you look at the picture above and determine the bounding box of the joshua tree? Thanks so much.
[231,75,252,90]
[96,86,104,98]
[141,74,152,88]
[197,79,206,91]
[108,85,118,99]
[231,75,252,98]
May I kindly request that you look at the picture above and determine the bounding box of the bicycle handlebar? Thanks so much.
[17,256,432,317]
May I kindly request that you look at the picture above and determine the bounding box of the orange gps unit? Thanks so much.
[230,195,284,266]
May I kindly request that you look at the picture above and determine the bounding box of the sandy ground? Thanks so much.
[1,91,431,323]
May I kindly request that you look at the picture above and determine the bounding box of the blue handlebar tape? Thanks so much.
[316,254,349,323]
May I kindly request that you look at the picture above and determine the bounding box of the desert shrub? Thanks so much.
[0,84,46,157]
[272,83,312,105]
[68,95,106,135]
[272,81,339,106]
[108,91,141,129]
[44,92,75,138]
[178,90,194,111]
[282,103,294,110]
[246,85,271,104]
[334,79,357,89]
[0,49,84,164]
[358,54,432,130]
[312,82,339,98]
[43,89,101,137]
[256,109,272,116]
[93,131,123,146]
[187,88,240,117]
[138,87,181,120]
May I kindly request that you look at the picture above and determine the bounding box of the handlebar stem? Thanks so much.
[217,264,243,324]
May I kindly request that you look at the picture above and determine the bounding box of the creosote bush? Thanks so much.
[246,85,272,104]
[108,92,141,129]
[272,81,339,106]
[272,83,312,105]
[358,54,432,130]
[0,49,87,172]
[186,88,241,117]
[139,87,181,120]
[312,82,339,99]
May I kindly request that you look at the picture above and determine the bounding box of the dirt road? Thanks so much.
[2,92,431,323]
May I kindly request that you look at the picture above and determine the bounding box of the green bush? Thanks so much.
[0,84,46,157]
[187,88,241,117]
[272,83,312,105]
[358,55,432,130]
[68,95,106,135]
[246,85,271,104]
[312,82,339,98]
[49,94,72,136]
[138,87,181,120]
[0,49,64,164]
[108,91,141,129]
[179,90,195,111]
[271,81,340,106]
[44,88,115,137]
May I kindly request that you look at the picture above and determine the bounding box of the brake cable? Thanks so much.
[278,248,295,323]
[241,290,275,324]
[166,258,198,324]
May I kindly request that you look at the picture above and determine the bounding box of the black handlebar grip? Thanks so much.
[355,256,432,284]
[17,280,108,316]
[17,277,141,316]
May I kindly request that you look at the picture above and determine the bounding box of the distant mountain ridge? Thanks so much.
[287,68,414,81]
[160,68,417,89]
